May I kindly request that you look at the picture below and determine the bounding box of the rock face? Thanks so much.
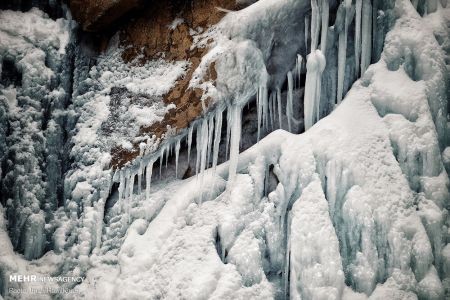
[69,0,142,32]
[70,0,242,168]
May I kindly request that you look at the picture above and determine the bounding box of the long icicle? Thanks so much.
[310,0,320,51]
[320,0,329,53]
[187,125,193,164]
[195,124,201,175]
[262,86,269,130]
[118,170,124,211]
[159,147,164,178]
[286,71,294,132]
[361,0,372,75]
[175,139,180,179]
[225,106,231,158]
[207,115,214,167]
[145,160,154,201]
[257,87,263,142]
[212,107,223,171]
[268,92,274,131]
[277,88,282,129]
[227,104,242,186]
[199,118,209,175]
[354,0,362,77]
[305,15,310,53]
[337,0,352,104]
[198,118,209,204]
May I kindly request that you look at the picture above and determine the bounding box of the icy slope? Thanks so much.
[71,1,449,299]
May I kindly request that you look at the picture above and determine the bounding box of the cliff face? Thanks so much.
[69,0,243,169]
[68,0,142,32]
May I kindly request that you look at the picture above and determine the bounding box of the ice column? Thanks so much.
[199,118,209,175]
[226,107,232,157]
[207,116,214,166]
[320,0,329,53]
[187,125,193,164]
[175,139,180,178]
[196,124,201,174]
[145,160,154,201]
[303,50,326,130]
[262,86,269,130]
[286,71,294,132]
[277,88,283,129]
[296,55,303,88]
[118,170,125,210]
[227,104,242,186]
[212,108,223,170]
[305,16,310,52]
[361,0,372,75]
[337,0,352,104]
[355,0,362,77]
[310,0,320,51]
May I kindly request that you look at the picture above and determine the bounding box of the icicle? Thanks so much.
[128,172,135,223]
[372,0,379,59]
[187,125,193,164]
[305,15,310,52]
[159,147,164,178]
[212,108,223,171]
[165,143,169,170]
[145,160,154,201]
[137,158,143,195]
[320,0,329,53]
[277,88,282,129]
[175,139,180,178]
[284,210,292,300]
[227,104,242,185]
[262,86,269,130]
[207,116,214,167]
[270,92,276,130]
[118,170,125,211]
[297,55,303,88]
[196,124,201,175]
[257,87,262,142]
[129,172,135,203]
[226,106,232,156]
[337,0,352,104]
[310,0,320,51]
[286,71,294,132]
[361,0,372,75]
[268,92,273,130]
[304,50,326,130]
[354,0,362,77]
[124,169,130,216]
[199,118,209,175]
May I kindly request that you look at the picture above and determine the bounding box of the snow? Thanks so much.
[289,179,345,299]
[0,0,449,299]
[76,1,449,298]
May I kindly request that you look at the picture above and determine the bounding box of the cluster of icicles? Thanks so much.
[112,0,380,214]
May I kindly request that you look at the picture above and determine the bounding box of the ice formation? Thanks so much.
[0,0,449,299]
[304,50,326,130]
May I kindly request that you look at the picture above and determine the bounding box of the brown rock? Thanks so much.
[92,0,250,169]
[69,0,142,32]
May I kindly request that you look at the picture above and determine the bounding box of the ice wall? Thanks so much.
[0,8,71,260]
[72,1,449,299]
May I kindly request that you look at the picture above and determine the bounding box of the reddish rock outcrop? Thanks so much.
[69,0,247,169]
